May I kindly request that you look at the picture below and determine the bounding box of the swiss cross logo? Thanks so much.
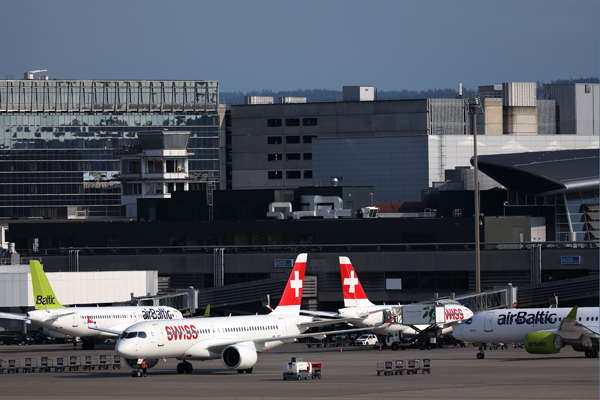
[290,270,303,297]
[344,270,359,293]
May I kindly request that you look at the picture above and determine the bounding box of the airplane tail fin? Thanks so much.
[270,253,307,315]
[30,260,64,310]
[203,304,211,317]
[339,256,374,308]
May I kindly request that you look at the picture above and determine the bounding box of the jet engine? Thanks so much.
[221,344,258,370]
[524,332,564,354]
[123,358,159,369]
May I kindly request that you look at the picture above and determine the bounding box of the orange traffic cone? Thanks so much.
[339,347,343,353]
[379,343,383,351]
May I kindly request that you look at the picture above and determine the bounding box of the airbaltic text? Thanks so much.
[142,308,175,320]
[497,311,557,325]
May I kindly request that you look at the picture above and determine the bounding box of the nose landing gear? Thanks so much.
[176,360,193,374]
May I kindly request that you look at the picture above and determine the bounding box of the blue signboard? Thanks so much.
[274,259,294,268]
[561,256,581,265]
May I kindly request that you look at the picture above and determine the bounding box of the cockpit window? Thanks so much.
[465,318,473,325]
[138,331,147,339]
[125,332,138,339]
[119,332,127,340]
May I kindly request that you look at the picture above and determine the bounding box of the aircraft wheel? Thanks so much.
[584,348,596,358]
[476,353,485,359]
[185,363,193,374]
[177,363,185,374]
[238,369,245,374]
[245,367,253,374]
[131,370,137,377]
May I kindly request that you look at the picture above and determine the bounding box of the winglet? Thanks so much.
[270,254,307,315]
[565,306,578,320]
[339,256,374,308]
[30,260,64,310]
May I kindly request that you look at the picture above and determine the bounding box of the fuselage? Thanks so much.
[28,306,183,338]
[116,313,313,360]
[339,303,473,336]
[452,307,600,343]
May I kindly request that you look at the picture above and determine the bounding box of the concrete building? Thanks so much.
[544,83,599,135]
[0,74,221,218]
[117,130,192,218]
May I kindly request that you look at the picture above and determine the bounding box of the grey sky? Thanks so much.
[1,0,598,92]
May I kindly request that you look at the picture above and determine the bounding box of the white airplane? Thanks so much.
[452,306,599,359]
[112,253,366,376]
[0,260,183,354]
[304,256,473,341]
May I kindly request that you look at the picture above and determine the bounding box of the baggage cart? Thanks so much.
[376,361,394,376]
[22,357,38,373]
[406,359,420,374]
[55,357,66,372]
[112,355,122,369]
[98,355,109,370]
[422,358,431,374]
[82,355,98,370]
[7,359,20,374]
[39,357,53,372]
[393,359,405,375]
[283,357,321,380]
[310,363,322,379]
[69,356,81,371]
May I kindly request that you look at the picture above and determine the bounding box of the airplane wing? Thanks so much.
[300,309,340,318]
[552,306,600,340]
[86,316,123,337]
[0,312,30,322]
[200,326,369,355]
[298,317,361,329]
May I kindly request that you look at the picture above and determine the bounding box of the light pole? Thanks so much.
[466,97,484,293]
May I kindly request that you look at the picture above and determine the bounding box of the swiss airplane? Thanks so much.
[0,260,183,351]
[452,306,599,358]
[113,253,366,375]
[304,256,473,339]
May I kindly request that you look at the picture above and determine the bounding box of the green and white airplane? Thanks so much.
[452,306,599,359]
[0,260,184,350]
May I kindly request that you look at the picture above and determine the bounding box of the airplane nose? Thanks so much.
[452,325,465,340]
[115,339,136,358]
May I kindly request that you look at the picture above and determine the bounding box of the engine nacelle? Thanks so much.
[123,358,159,369]
[524,332,564,354]
[221,344,258,370]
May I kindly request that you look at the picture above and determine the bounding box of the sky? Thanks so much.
[1,0,598,93]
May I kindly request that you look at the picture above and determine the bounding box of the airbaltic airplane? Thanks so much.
[452,306,599,359]
[304,256,473,340]
[0,260,183,352]
[113,253,365,375]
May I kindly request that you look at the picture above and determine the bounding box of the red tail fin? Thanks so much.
[270,253,307,315]
[339,256,373,307]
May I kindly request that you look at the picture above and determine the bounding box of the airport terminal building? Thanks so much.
[0,75,222,218]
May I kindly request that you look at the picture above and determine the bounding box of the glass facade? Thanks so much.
[0,80,219,218]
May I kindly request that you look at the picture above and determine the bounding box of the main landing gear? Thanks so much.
[177,360,193,374]
[237,367,253,374]
[584,348,598,358]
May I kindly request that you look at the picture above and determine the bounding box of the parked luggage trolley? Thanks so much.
[83,355,98,370]
[21,358,38,373]
[422,359,431,374]
[406,359,420,375]
[112,355,122,369]
[39,357,53,372]
[98,355,109,370]
[376,361,394,376]
[7,359,20,374]
[69,356,81,371]
[394,360,405,375]
[55,357,66,372]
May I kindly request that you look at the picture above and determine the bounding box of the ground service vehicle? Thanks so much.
[283,357,322,380]
[27,330,54,344]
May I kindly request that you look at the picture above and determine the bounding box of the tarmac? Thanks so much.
[0,341,598,400]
